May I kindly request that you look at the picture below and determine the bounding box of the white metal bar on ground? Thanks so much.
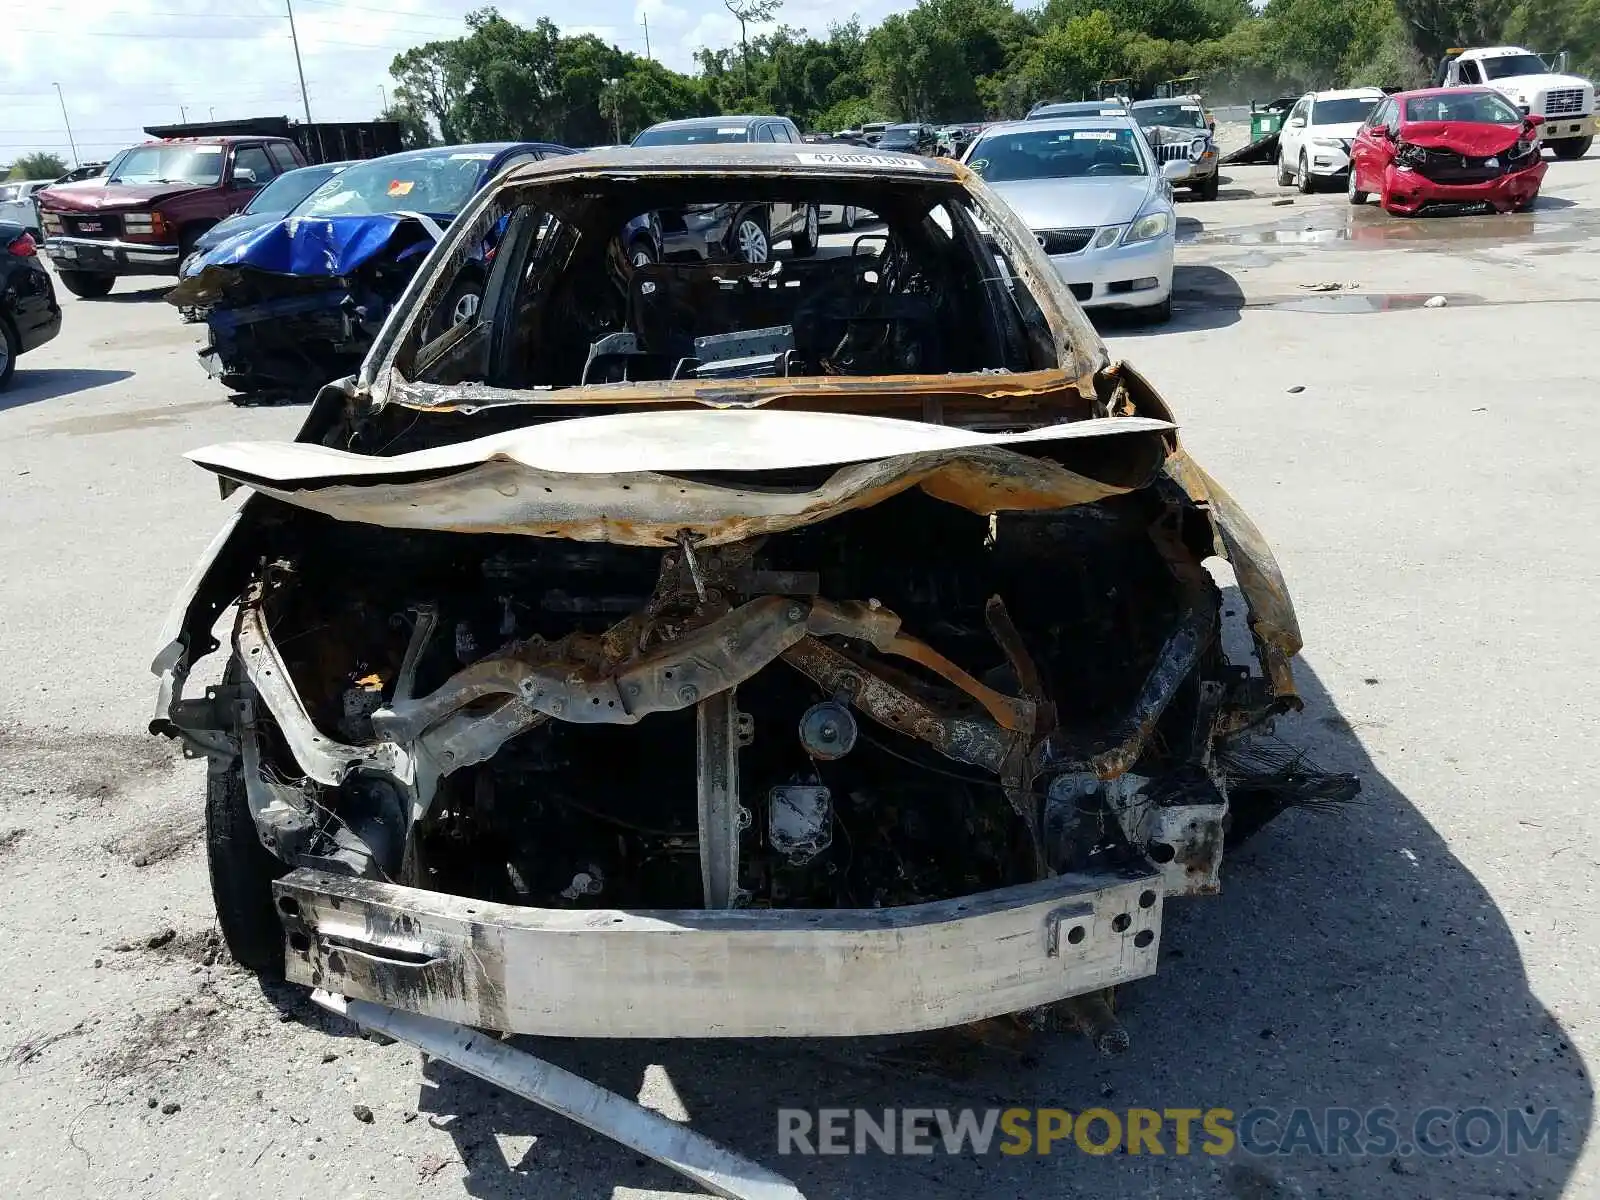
[311,989,807,1200]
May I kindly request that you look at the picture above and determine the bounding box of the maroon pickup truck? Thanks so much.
[37,135,307,298]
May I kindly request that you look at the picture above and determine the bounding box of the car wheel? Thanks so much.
[789,204,820,257]
[733,211,770,263]
[1199,171,1219,201]
[56,270,115,299]
[206,734,290,978]
[428,275,483,339]
[842,206,858,231]
[1145,295,1173,324]
[1276,153,1294,187]
[1347,167,1368,205]
[1550,135,1592,161]
[0,317,18,391]
[1297,152,1315,194]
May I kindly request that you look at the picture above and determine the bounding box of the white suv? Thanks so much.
[1277,88,1386,192]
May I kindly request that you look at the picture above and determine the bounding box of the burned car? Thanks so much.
[152,146,1350,1044]
[168,142,570,398]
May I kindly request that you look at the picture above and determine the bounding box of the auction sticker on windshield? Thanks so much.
[795,151,928,169]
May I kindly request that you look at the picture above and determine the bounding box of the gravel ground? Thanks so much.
[2,152,1598,1199]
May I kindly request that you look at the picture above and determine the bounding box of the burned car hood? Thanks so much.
[1399,121,1527,155]
[181,212,444,280]
[186,408,1176,546]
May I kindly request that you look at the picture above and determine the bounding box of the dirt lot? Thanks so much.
[3,155,1599,1199]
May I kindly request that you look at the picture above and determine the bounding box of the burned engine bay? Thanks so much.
[203,460,1350,916]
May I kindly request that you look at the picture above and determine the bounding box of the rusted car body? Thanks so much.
[152,146,1344,1040]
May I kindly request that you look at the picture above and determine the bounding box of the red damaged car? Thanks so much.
[1349,87,1548,216]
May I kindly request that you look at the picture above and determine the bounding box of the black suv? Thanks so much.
[631,116,820,263]
[876,123,939,156]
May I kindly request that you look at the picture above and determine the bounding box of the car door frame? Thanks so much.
[1280,94,1313,168]
[754,121,799,236]
[1351,97,1397,194]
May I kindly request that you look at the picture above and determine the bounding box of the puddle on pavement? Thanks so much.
[41,399,223,436]
[1179,205,1598,251]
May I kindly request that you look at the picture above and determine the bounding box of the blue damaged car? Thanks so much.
[169,142,569,397]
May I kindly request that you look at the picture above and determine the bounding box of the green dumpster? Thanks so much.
[1251,107,1285,142]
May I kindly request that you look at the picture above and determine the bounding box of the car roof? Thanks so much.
[1306,87,1386,101]
[642,115,785,131]
[1390,86,1500,101]
[980,114,1140,136]
[1129,98,1202,109]
[504,142,961,183]
[1031,101,1124,114]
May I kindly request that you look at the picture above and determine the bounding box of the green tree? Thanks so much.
[1022,9,1121,104]
[1390,0,1513,61]
[1506,0,1600,75]
[378,103,433,149]
[390,40,466,144]
[9,152,68,180]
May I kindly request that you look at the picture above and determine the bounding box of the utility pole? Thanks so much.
[379,84,388,112]
[642,14,651,60]
[209,106,216,120]
[286,0,313,125]
[181,105,189,122]
[52,82,79,167]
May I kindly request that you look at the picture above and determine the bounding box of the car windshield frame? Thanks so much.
[1403,91,1524,125]
[107,143,225,186]
[1311,97,1379,125]
[242,164,342,216]
[966,124,1150,182]
[1132,103,1206,129]
[633,125,753,147]
[1481,53,1551,80]
[297,150,494,219]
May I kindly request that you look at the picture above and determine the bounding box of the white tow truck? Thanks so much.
[1436,46,1595,159]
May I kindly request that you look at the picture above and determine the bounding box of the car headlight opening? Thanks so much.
[1126,211,1171,243]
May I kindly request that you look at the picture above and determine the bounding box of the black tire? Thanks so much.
[1276,153,1294,187]
[1297,152,1315,194]
[1144,295,1173,324]
[1550,135,1593,161]
[57,270,115,299]
[841,205,858,231]
[1198,171,1219,201]
[789,204,820,257]
[206,756,289,978]
[1347,168,1368,205]
[179,223,212,263]
[0,317,18,391]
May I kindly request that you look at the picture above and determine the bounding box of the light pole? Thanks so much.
[379,85,388,112]
[181,105,189,122]
[52,82,79,167]
[286,0,313,125]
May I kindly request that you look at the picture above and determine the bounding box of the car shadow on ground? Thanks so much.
[95,285,173,304]
[395,659,1593,1200]
[1095,264,1244,337]
[0,368,133,412]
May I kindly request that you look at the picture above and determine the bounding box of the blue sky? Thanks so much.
[2,0,903,168]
